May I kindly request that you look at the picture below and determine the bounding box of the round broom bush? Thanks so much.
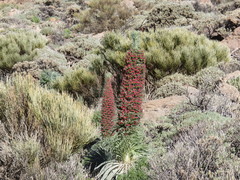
[93,28,230,84]
[0,30,47,71]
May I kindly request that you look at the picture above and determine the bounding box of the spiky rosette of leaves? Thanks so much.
[117,50,146,132]
[101,78,116,136]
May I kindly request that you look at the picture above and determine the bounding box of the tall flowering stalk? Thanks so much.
[117,50,146,132]
[101,78,116,136]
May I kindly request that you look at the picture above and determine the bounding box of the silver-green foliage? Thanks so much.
[194,66,225,91]
[0,30,47,70]
[148,111,239,179]
[156,73,194,87]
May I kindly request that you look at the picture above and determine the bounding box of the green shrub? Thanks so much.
[53,67,100,106]
[63,28,72,39]
[155,82,187,98]
[140,29,229,78]
[12,46,67,79]
[147,111,239,179]
[40,69,61,87]
[31,15,41,23]
[228,76,240,91]
[156,73,194,87]
[76,0,134,33]
[41,27,55,36]
[94,29,230,84]
[0,75,98,178]
[0,75,97,160]
[58,36,99,62]
[0,132,41,179]
[0,30,47,71]
[194,66,225,91]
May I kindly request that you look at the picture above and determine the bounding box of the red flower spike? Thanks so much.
[101,78,116,137]
[117,50,146,132]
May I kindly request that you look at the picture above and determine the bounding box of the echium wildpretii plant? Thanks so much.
[101,77,116,136]
[117,32,146,132]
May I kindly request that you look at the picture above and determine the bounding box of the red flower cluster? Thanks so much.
[117,50,146,132]
[101,78,116,136]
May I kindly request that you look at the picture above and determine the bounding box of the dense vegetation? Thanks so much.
[0,31,47,71]
[0,0,239,179]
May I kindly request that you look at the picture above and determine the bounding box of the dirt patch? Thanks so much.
[142,95,187,124]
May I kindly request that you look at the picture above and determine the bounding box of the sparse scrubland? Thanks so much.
[0,0,239,179]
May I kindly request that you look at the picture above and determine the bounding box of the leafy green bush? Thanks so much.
[53,67,100,106]
[0,30,47,71]
[94,29,230,84]
[0,75,98,179]
[76,0,134,33]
